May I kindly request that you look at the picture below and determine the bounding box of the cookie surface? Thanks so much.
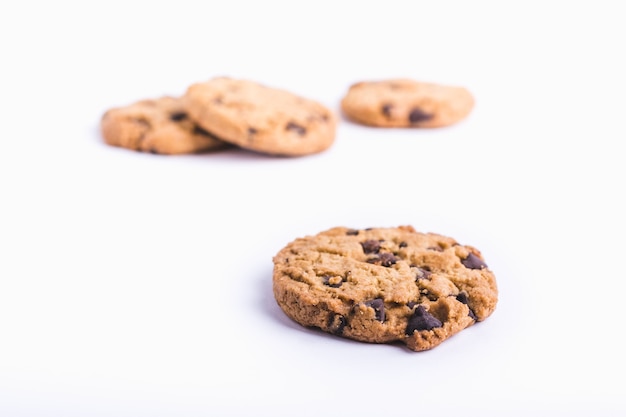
[341,79,474,128]
[183,77,337,156]
[101,96,230,154]
[272,226,498,351]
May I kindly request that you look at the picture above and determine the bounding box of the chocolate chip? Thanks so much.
[248,127,257,136]
[461,253,487,270]
[381,104,393,118]
[328,313,346,335]
[456,292,477,320]
[406,305,442,334]
[415,267,432,280]
[286,122,306,136]
[399,241,408,248]
[408,108,433,124]
[322,275,343,288]
[367,252,397,267]
[346,229,359,236]
[149,148,159,154]
[379,253,397,266]
[456,292,469,304]
[193,125,213,137]
[361,239,381,254]
[407,301,418,309]
[169,112,187,122]
[363,298,385,322]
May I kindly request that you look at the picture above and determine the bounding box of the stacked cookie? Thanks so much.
[101,77,337,157]
[101,77,475,157]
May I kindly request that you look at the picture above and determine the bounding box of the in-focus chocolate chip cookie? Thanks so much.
[272,226,497,351]
[183,77,337,156]
[101,96,230,154]
[341,79,475,128]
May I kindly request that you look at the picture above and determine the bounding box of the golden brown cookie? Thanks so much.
[101,96,230,155]
[341,79,474,128]
[272,226,498,351]
[183,77,337,156]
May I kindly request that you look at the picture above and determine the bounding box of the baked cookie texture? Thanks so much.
[341,79,474,128]
[272,226,498,351]
[100,96,230,154]
[183,77,337,156]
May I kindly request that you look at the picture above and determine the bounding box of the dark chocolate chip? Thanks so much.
[169,112,187,122]
[456,292,469,304]
[461,253,487,270]
[381,104,393,118]
[286,122,306,136]
[322,275,343,288]
[456,292,477,320]
[408,108,433,124]
[328,313,346,335]
[399,241,408,248]
[406,305,443,334]
[247,127,257,141]
[363,298,385,322]
[379,252,397,267]
[367,252,397,267]
[361,239,381,254]
[149,148,159,154]
[415,267,432,280]
[407,301,418,309]
[346,229,359,236]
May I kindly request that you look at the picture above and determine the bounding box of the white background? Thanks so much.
[1,1,625,416]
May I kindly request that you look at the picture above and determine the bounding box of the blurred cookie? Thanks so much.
[272,226,498,351]
[101,96,230,154]
[341,79,474,128]
[184,77,337,156]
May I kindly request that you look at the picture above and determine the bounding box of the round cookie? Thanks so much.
[272,226,498,351]
[341,79,474,128]
[101,96,230,155]
[183,77,337,157]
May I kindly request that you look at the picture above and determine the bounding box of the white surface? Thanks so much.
[1,1,625,416]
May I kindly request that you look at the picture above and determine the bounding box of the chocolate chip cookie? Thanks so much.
[341,79,475,128]
[272,226,498,351]
[100,96,230,154]
[183,77,337,156]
